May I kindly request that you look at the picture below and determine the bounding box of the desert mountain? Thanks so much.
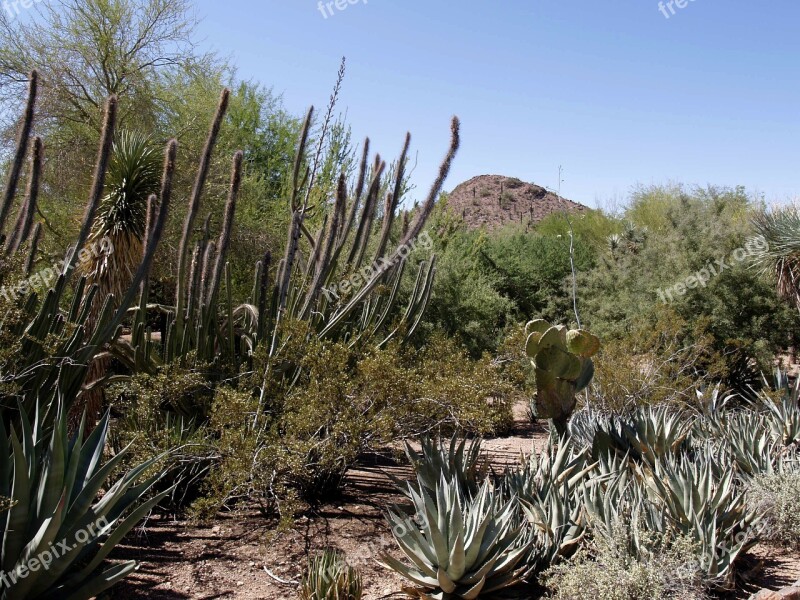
[445,175,588,230]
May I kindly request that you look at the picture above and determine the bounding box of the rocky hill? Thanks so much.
[445,175,588,230]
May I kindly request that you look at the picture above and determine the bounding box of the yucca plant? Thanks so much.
[752,206,800,312]
[81,131,162,301]
[78,131,163,425]
[381,475,531,599]
[0,406,171,599]
[299,549,362,600]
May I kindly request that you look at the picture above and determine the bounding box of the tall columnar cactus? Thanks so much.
[524,319,600,435]
[114,94,460,405]
[0,70,176,426]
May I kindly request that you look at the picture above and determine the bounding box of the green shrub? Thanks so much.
[194,332,516,522]
[591,307,725,411]
[582,185,800,389]
[543,521,707,600]
[749,472,800,549]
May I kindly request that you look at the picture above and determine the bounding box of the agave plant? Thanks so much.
[641,452,761,587]
[0,406,171,599]
[582,463,667,562]
[503,435,593,573]
[501,433,593,503]
[299,549,362,600]
[570,405,693,465]
[401,434,485,500]
[381,475,531,599]
[762,391,800,447]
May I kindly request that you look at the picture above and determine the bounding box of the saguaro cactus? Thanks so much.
[525,319,600,435]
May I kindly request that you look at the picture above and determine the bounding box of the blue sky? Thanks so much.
[192,0,800,209]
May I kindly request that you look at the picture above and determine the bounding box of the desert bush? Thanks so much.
[543,521,707,600]
[109,366,218,508]
[748,472,800,549]
[193,331,517,521]
[590,306,725,410]
[582,185,800,389]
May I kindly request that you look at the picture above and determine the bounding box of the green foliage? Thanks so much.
[299,549,363,600]
[749,472,800,549]
[591,307,725,411]
[543,520,707,600]
[482,228,595,322]
[193,332,516,520]
[581,185,800,387]
[422,206,599,358]
[535,208,620,255]
[422,227,516,356]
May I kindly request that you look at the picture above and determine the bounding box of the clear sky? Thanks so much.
[191,0,800,209]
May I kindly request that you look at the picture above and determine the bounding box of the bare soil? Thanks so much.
[111,403,800,600]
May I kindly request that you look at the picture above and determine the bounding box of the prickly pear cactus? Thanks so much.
[525,319,600,434]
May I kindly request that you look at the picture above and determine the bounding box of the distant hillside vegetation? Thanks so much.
[445,174,588,229]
